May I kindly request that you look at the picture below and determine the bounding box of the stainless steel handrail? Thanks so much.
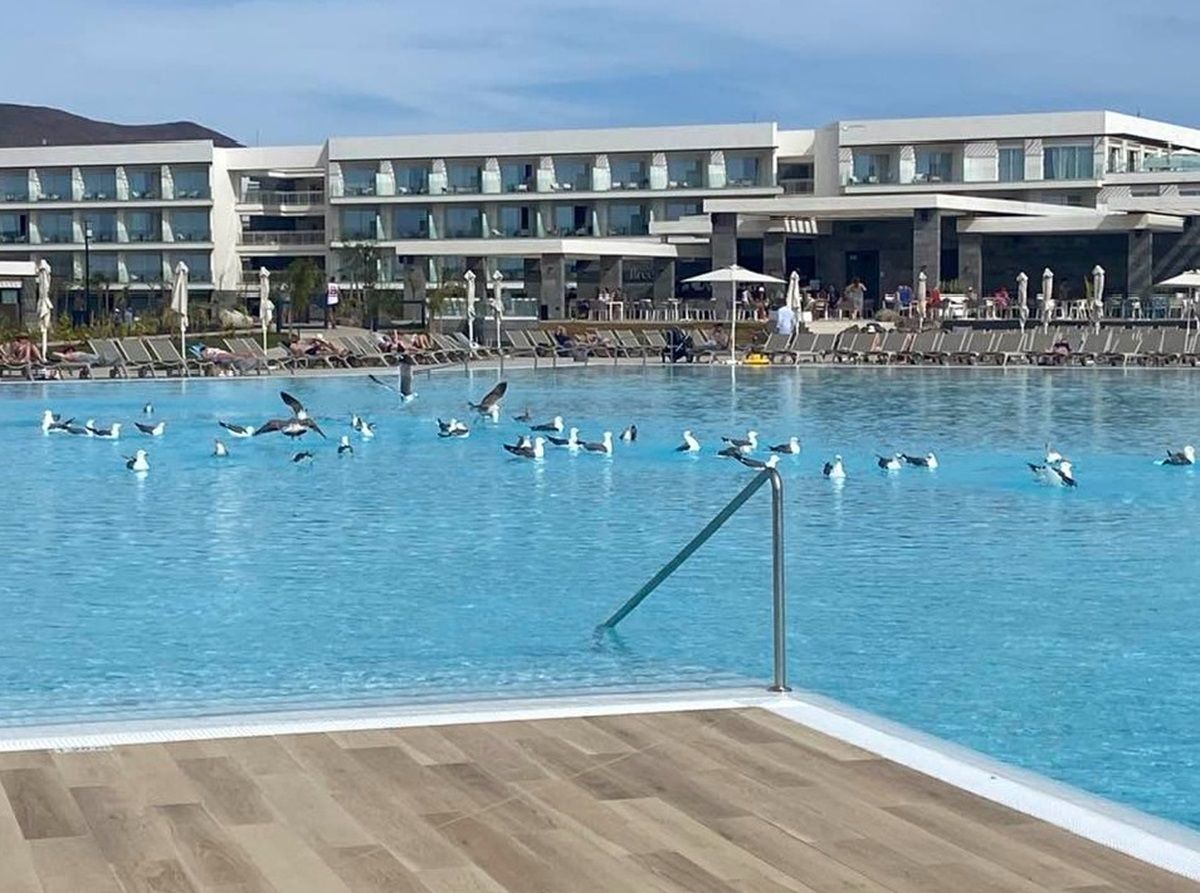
[597,467,790,693]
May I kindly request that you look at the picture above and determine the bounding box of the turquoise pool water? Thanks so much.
[2,366,1199,827]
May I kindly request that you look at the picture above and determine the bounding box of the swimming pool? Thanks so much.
[2,366,1199,828]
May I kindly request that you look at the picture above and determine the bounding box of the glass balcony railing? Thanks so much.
[239,230,326,246]
[0,231,28,243]
[241,189,326,206]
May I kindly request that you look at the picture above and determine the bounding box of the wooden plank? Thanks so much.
[434,816,558,893]
[229,822,353,893]
[217,736,305,777]
[347,746,477,815]
[0,778,45,893]
[389,727,471,766]
[51,750,123,788]
[433,725,548,783]
[174,756,275,825]
[515,828,679,893]
[631,849,744,893]
[255,771,375,850]
[0,767,88,840]
[322,844,433,893]
[154,802,276,892]
[417,866,511,893]
[115,745,200,807]
[28,836,124,893]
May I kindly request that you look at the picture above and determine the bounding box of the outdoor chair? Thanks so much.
[1101,329,1143,367]
[87,339,132,378]
[146,336,210,376]
[981,329,1027,366]
[118,337,171,377]
[864,330,910,363]
[1156,328,1189,365]
[897,330,942,364]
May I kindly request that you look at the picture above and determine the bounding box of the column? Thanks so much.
[763,232,786,279]
[711,212,737,304]
[537,254,566,319]
[599,256,622,294]
[1127,230,1153,298]
[652,257,675,302]
[912,209,942,289]
[957,231,982,297]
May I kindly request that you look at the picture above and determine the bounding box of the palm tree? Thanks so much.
[283,258,322,327]
[337,241,384,329]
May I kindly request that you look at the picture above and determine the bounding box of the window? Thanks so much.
[81,211,118,243]
[127,168,160,199]
[393,164,428,195]
[172,252,210,281]
[126,252,164,282]
[778,162,813,194]
[0,171,27,202]
[1127,149,1140,172]
[554,159,591,191]
[447,162,481,194]
[45,254,73,280]
[550,205,591,236]
[915,150,953,182]
[339,208,379,240]
[725,155,760,187]
[998,147,1025,182]
[0,213,27,243]
[89,254,119,280]
[610,157,648,189]
[492,256,524,278]
[851,153,894,184]
[392,207,429,239]
[664,201,702,221]
[172,167,210,199]
[1107,146,1122,174]
[127,211,161,242]
[495,205,532,237]
[608,203,648,236]
[499,161,534,192]
[38,212,73,242]
[342,165,376,196]
[1180,185,1200,197]
[37,169,72,201]
[1043,145,1094,180]
[81,168,116,200]
[171,210,210,241]
[444,206,482,238]
[1131,185,1161,197]
[666,156,702,188]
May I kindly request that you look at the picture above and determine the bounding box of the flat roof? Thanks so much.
[959,212,1184,235]
[704,192,1097,219]
[380,237,679,258]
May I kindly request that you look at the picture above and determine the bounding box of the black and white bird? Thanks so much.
[40,410,73,434]
[219,421,255,438]
[582,431,614,456]
[438,418,470,438]
[470,380,508,417]
[769,437,800,455]
[675,430,700,453]
[255,418,312,439]
[338,435,354,456]
[901,452,939,469]
[1161,445,1196,466]
[530,415,564,433]
[135,421,165,437]
[212,439,229,458]
[822,455,846,479]
[721,430,758,453]
[351,414,376,438]
[292,451,314,464]
[877,453,903,472]
[279,391,325,437]
[736,454,779,470]
[619,424,638,443]
[503,436,544,460]
[124,449,149,472]
[86,420,121,439]
[547,427,579,449]
[142,403,154,415]
[1044,443,1065,465]
[64,421,92,436]
[1029,459,1076,487]
[513,406,533,423]
[717,444,745,459]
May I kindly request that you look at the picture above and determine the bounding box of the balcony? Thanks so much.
[0,232,28,244]
[242,189,326,206]
[172,231,212,243]
[239,230,327,246]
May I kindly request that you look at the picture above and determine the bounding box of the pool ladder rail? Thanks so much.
[597,467,790,693]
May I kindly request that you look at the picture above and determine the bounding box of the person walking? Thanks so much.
[324,278,340,329]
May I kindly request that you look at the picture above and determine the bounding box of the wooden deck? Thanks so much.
[0,707,1194,892]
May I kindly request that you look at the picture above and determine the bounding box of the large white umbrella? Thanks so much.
[259,267,274,351]
[170,261,189,367]
[1091,264,1105,333]
[35,259,52,360]
[682,264,785,364]
[1157,270,1200,334]
[491,271,504,369]
[916,271,928,320]
[1016,271,1029,332]
[464,269,477,347]
[1041,267,1055,332]
[785,270,802,313]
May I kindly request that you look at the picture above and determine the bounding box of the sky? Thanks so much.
[10,0,1200,145]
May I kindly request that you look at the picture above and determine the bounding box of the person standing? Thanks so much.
[774,301,796,336]
[846,278,867,319]
[324,278,340,329]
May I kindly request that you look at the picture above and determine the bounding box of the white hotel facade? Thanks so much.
[3,109,1200,323]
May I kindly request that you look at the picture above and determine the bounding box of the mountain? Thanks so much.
[0,104,241,149]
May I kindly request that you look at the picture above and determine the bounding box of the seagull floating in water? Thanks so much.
[721,431,758,453]
[901,452,938,469]
[530,415,564,433]
[675,430,700,453]
[717,444,746,459]
[142,403,154,415]
[1029,459,1076,487]
[86,420,121,439]
[513,406,533,423]
[736,454,779,470]
[504,436,544,460]
[620,425,638,442]
[547,427,579,449]
[351,414,376,438]
[1044,443,1064,465]
[292,451,314,464]
[64,421,92,436]
[212,439,229,458]
[368,367,417,403]
[41,410,74,434]
[470,381,507,417]
[338,435,354,456]
[219,421,255,438]
[769,437,801,455]
[135,421,165,437]
[125,450,149,472]
[823,455,846,479]
[582,431,614,456]
[877,453,903,472]
[1161,445,1196,466]
[438,418,470,438]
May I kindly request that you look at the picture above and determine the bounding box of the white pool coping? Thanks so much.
[0,686,1197,881]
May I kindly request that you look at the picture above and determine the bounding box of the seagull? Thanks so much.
[277,391,325,437]
[469,380,508,416]
[142,403,154,415]
[1029,459,1076,487]
[292,451,314,464]
[736,454,779,470]
[513,406,533,423]
[351,414,376,438]
[253,418,310,439]
[280,391,311,420]
[503,436,544,460]
[135,421,165,437]
[219,421,255,438]
[900,452,939,469]
[530,415,564,433]
[823,455,846,479]
[721,431,758,453]
[212,439,229,457]
[41,410,74,434]
[64,422,92,436]
[1161,445,1196,466]
[877,454,903,471]
[716,444,745,459]
[338,435,354,456]
[78,419,100,438]
[675,430,701,453]
[582,431,614,456]
[619,425,638,443]
[124,450,149,472]
[547,427,579,449]
[438,418,470,438]
[769,437,801,455]
[1044,443,1064,465]
[86,420,122,439]
[368,370,414,401]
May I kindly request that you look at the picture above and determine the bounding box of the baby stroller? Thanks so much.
[662,328,694,363]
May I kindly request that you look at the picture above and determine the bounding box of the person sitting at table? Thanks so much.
[994,286,1010,315]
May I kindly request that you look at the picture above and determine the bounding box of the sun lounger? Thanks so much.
[429,332,471,363]
[503,329,541,358]
[145,336,211,375]
[834,331,877,362]
[753,332,798,364]
[1101,329,1143,366]
[527,329,566,356]
[117,337,172,376]
[229,336,290,371]
[641,330,669,353]
[796,332,838,362]
[981,329,1027,365]
[864,330,909,363]
[340,335,393,367]
[87,339,132,378]
[949,330,993,364]
[897,330,942,363]
[613,330,650,358]
[1156,328,1189,365]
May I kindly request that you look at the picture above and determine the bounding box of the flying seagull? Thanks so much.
[469,380,508,415]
